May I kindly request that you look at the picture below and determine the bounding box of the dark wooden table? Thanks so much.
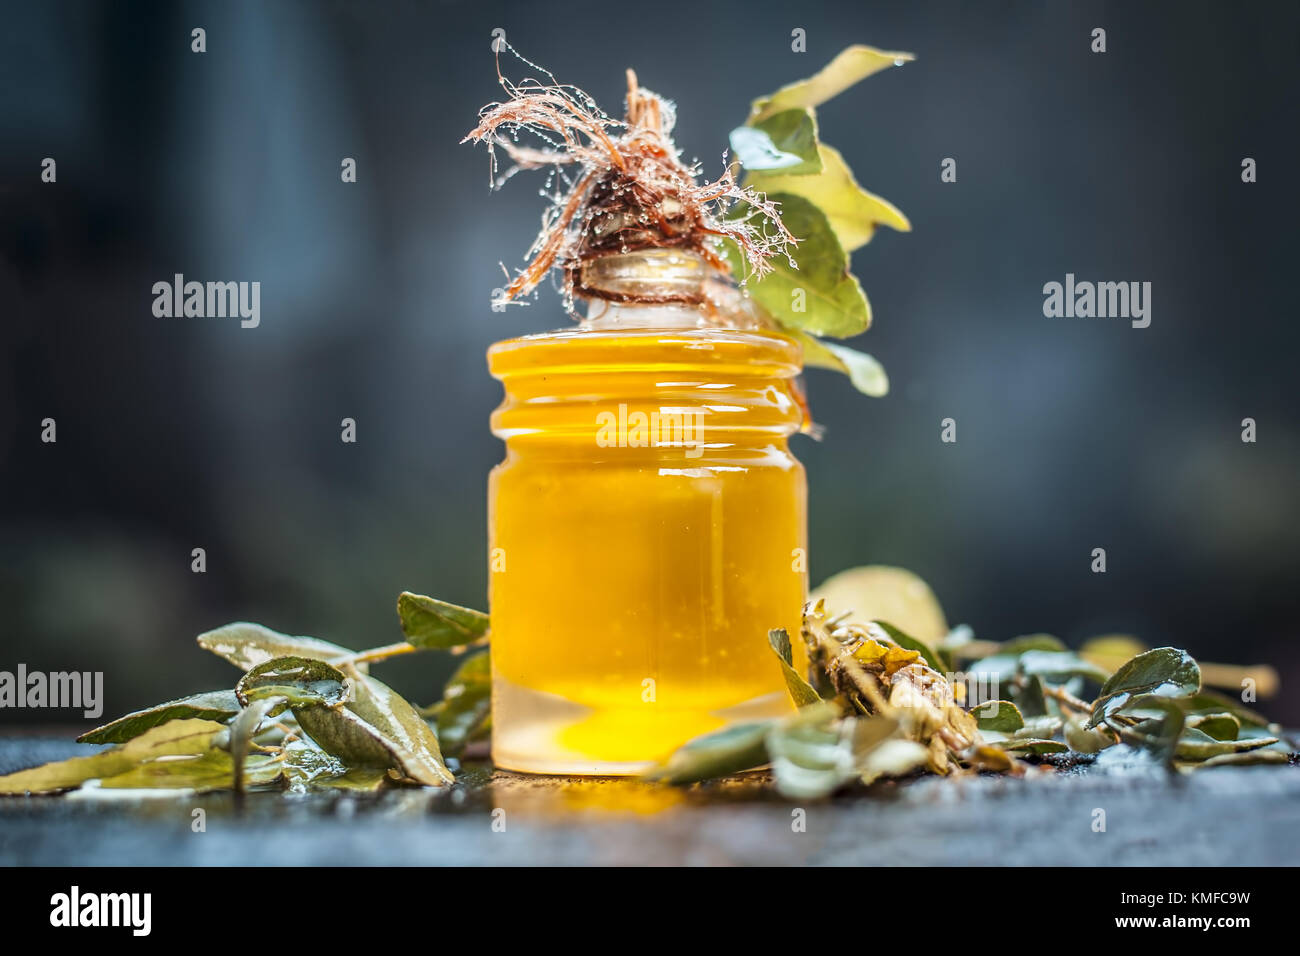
[2,736,1297,866]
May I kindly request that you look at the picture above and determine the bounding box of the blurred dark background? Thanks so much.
[2,0,1297,725]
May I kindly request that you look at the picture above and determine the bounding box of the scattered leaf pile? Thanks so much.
[0,595,488,796]
[1,568,1289,799]
[647,568,1292,797]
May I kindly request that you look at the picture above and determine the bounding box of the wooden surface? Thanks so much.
[2,736,1298,866]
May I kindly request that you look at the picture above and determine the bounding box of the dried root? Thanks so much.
[463,45,797,312]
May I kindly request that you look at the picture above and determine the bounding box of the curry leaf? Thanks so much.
[644,721,773,784]
[1088,648,1201,728]
[748,45,914,123]
[730,108,822,174]
[725,193,871,338]
[428,651,492,757]
[98,750,283,792]
[1185,712,1240,741]
[230,697,285,794]
[974,700,1025,733]
[0,719,226,795]
[768,628,822,707]
[1175,729,1279,761]
[397,592,490,649]
[198,622,355,671]
[794,332,889,397]
[77,690,242,744]
[294,672,455,787]
[236,656,351,711]
[749,144,909,251]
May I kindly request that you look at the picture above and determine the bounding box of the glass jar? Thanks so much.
[486,254,808,774]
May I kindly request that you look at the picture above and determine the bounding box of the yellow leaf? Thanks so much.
[812,566,949,643]
[0,719,226,795]
[751,144,910,252]
[750,45,915,123]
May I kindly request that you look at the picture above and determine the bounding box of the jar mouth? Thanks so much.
[577,248,709,304]
[488,327,804,380]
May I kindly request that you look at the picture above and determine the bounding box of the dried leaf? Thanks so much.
[869,620,946,672]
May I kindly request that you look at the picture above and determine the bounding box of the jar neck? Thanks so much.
[577,249,763,331]
[488,328,805,456]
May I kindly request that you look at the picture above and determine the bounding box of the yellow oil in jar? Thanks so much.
[487,327,808,774]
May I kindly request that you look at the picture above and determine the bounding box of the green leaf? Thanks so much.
[229,697,285,794]
[1012,673,1049,718]
[1088,648,1201,728]
[726,193,871,338]
[1181,749,1290,770]
[749,45,914,123]
[1174,729,1279,761]
[1109,694,1187,764]
[767,705,857,799]
[98,750,282,792]
[730,108,822,174]
[0,719,226,795]
[1183,690,1274,729]
[397,592,490,649]
[971,642,1104,686]
[235,656,351,711]
[281,742,390,792]
[1018,651,1111,684]
[857,737,929,785]
[869,621,946,671]
[749,144,909,251]
[77,690,242,744]
[1185,712,1240,741]
[768,628,823,707]
[644,721,773,785]
[429,651,492,757]
[974,700,1025,733]
[1000,634,1067,655]
[1065,714,1116,754]
[197,622,354,671]
[294,672,455,787]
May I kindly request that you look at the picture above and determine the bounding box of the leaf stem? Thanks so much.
[1042,683,1092,714]
[341,642,418,666]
